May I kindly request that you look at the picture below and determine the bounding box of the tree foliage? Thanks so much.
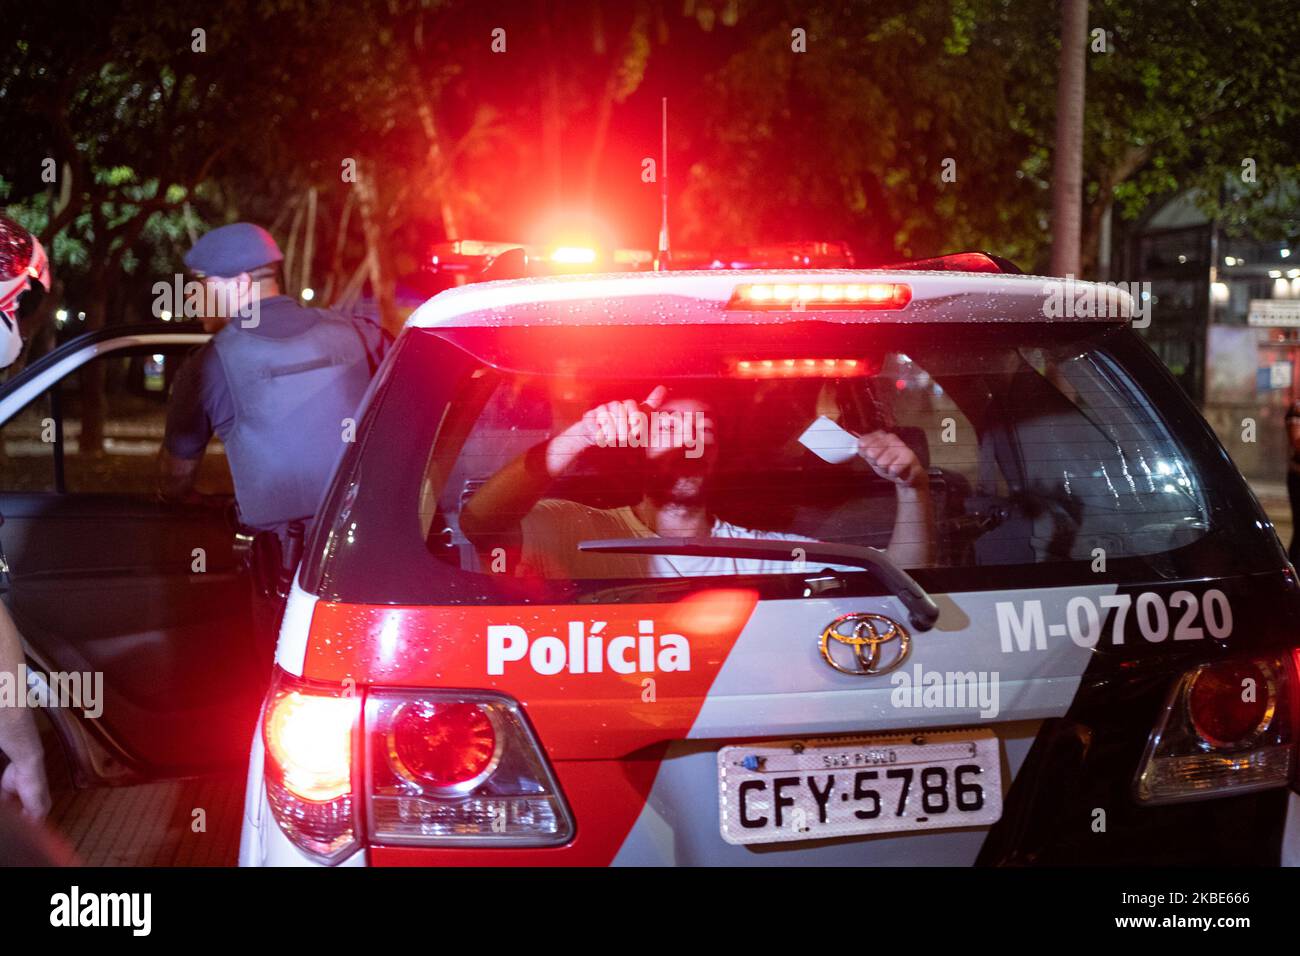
[1,0,1295,335]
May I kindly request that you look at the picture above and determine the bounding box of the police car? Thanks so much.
[3,256,1297,866]
[7,252,1286,866]
[227,250,1300,866]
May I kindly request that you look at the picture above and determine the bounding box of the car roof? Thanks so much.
[406,269,1136,330]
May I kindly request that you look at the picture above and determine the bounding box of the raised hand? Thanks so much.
[857,430,927,489]
[548,386,668,472]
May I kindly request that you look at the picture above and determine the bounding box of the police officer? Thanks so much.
[159,223,385,582]
[0,215,53,834]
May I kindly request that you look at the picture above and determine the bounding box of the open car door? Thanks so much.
[0,326,265,785]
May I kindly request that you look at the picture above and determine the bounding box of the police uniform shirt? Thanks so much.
[163,296,386,460]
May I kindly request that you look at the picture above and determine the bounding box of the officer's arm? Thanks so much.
[158,349,215,502]
[157,449,203,502]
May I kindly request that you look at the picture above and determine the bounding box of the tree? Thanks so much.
[1010,0,1300,273]
[2,0,250,447]
[1050,0,1088,276]
[677,0,1045,265]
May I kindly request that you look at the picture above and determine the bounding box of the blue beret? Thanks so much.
[184,222,283,277]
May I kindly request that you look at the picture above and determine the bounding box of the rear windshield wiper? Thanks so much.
[577,537,939,631]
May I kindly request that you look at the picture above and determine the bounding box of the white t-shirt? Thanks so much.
[518,498,813,580]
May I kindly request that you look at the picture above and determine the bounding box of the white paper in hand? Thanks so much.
[798,415,860,464]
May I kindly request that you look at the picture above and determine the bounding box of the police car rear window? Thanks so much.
[305,323,1278,604]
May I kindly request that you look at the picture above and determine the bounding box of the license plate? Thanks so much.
[717,729,1003,846]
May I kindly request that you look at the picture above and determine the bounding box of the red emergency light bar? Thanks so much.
[668,241,856,270]
[728,282,912,311]
[428,240,653,275]
[874,252,1019,274]
[429,239,1017,283]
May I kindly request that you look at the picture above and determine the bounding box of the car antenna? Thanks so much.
[654,96,671,272]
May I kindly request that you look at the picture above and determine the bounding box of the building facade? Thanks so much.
[1120,191,1299,482]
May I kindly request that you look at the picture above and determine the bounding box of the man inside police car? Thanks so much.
[461,386,935,578]
[158,222,386,554]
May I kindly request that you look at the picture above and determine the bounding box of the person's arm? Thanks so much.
[0,603,49,820]
[157,350,214,502]
[857,431,936,568]
[460,387,666,555]
[157,448,204,501]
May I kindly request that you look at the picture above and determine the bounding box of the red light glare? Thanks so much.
[550,246,598,265]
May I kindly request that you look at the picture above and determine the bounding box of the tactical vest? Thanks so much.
[212,309,373,529]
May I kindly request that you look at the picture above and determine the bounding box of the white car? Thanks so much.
[235,256,1300,866]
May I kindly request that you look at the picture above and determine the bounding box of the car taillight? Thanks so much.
[1135,652,1300,804]
[1187,660,1277,748]
[262,668,361,863]
[388,702,501,793]
[366,691,573,846]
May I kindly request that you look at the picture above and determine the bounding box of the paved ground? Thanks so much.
[46,772,244,866]
[39,718,243,866]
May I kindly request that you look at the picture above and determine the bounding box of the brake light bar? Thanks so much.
[728,282,911,311]
[732,357,870,378]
